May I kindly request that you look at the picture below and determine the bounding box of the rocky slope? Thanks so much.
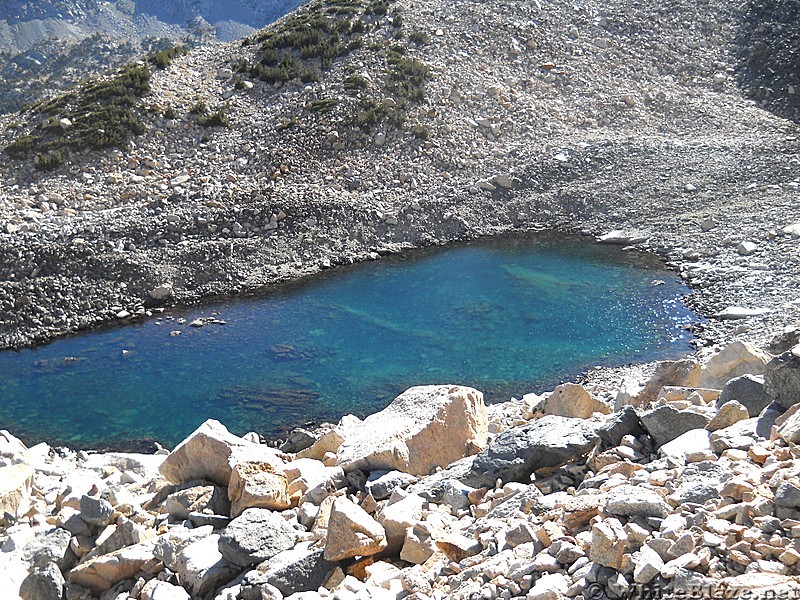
[0,0,799,350]
[3,335,800,599]
[0,0,304,112]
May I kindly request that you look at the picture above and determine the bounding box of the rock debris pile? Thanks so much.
[3,331,800,600]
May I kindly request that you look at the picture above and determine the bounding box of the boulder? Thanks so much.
[527,572,570,600]
[707,401,750,431]
[159,419,284,486]
[718,374,769,416]
[324,497,388,561]
[365,470,418,501]
[471,415,599,484]
[283,459,346,505]
[23,527,73,570]
[148,284,174,301]
[615,359,701,408]
[20,563,65,600]
[0,463,34,523]
[218,508,298,567]
[639,405,711,448]
[239,543,334,597]
[710,418,761,453]
[68,540,157,595]
[699,341,770,389]
[597,406,645,448]
[228,461,290,517]
[534,383,611,418]
[776,406,800,444]
[336,385,488,477]
[85,517,156,560]
[297,415,362,461]
[590,518,629,569]
[80,494,115,527]
[375,492,425,553]
[757,402,786,438]
[764,347,800,409]
[633,545,665,584]
[719,573,800,598]
[659,429,714,461]
[768,325,800,355]
[176,534,240,597]
[140,579,191,600]
[604,485,669,518]
[164,483,229,520]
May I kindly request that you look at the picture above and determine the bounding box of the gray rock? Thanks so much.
[279,428,316,453]
[19,563,64,600]
[718,375,768,416]
[440,480,474,513]
[604,485,669,518]
[768,327,800,355]
[598,406,645,448]
[218,508,298,567]
[757,403,786,438]
[80,494,115,527]
[407,455,486,502]
[639,405,711,448]
[240,545,334,598]
[23,527,73,569]
[711,417,761,453]
[671,483,719,505]
[365,470,418,501]
[471,415,600,484]
[764,349,800,409]
[775,482,800,509]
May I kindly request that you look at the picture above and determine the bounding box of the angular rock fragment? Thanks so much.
[336,385,488,477]
[324,497,387,561]
[218,508,298,567]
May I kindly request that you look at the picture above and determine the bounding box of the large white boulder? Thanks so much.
[0,463,34,524]
[159,420,284,486]
[534,383,611,418]
[699,341,770,390]
[336,385,488,477]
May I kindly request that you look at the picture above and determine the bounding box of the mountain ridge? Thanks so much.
[0,0,798,350]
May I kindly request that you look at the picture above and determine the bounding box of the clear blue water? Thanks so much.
[0,234,698,449]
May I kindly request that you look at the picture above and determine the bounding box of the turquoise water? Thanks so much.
[0,234,697,448]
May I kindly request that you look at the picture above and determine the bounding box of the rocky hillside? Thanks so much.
[0,0,304,112]
[3,335,800,599]
[0,0,798,351]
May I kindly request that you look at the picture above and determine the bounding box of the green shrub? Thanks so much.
[189,101,208,114]
[196,108,230,127]
[34,150,62,171]
[409,30,430,45]
[4,135,38,159]
[343,74,369,91]
[410,124,429,139]
[148,45,188,69]
[308,98,340,112]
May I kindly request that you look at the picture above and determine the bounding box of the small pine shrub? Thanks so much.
[409,30,430,45]
[34,150,63,171]
[148,45,188,69]
[197,108,230,127]
[4,135,38,159]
